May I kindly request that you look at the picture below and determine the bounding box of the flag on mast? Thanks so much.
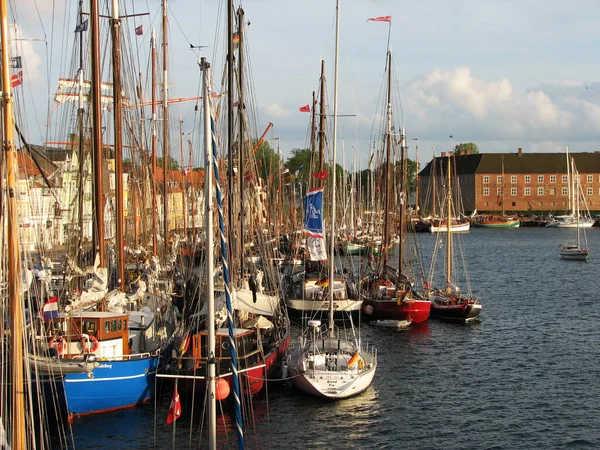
[367,15,391,23]
[166,385,182,424]
[299,104,310,112]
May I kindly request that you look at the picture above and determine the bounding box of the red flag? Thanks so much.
[11,70,23,88]
[135,25,143,36]
[166,385,181,424]
[183,168,190,176]
[367,16,392,23]
[299,104,310,112]
[313,170,328,180]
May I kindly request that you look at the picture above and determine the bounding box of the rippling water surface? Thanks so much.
[66,228,600,449]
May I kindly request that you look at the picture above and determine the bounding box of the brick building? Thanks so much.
[417,148,600,214]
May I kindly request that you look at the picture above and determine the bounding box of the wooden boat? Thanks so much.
[429,155,482,323]
[429,219,471,233]
[472,215,520,228]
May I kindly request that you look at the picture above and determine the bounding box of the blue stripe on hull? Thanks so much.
[64,357,158,415]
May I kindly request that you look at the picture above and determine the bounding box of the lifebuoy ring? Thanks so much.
[79,334,99,353]
[49,336,66,357]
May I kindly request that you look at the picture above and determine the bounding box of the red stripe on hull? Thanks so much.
[68,398,149,423]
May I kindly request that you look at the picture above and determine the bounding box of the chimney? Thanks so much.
[518,148,523,157]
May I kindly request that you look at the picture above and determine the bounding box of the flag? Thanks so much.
[135,25,143,36]
[179,331,190,355]
[232,32,240,49]
[367,15,391,23]
[282,168,290,174]
[313,170,328,180]
[347,351,360,368]
[299,104,310,112]
[292,164,304,177]
[315,278,330,287]
[42,296,59,320]
[10,56,21,69]
[183,168,190,176]
[412,137,419,140]
[166,385,182,424]
[11,71,23,88]
[74,19,88,33]
[308,237,327,261]
[304,187,324,238]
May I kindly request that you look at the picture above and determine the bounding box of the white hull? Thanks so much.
[287,337,377,399]
[560,249,589,260]
[430,222,470,233]
[286,298,363,314]
[547,221,594,228]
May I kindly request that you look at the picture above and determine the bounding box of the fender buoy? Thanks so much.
[79,334,99,353]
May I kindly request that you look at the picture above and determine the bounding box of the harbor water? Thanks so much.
[63,227,600,449]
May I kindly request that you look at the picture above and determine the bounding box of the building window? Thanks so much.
[562,175,568,183]
[562,187,568,196]
[511,175,517,184]
[525,175,531,184]
[496,188,502,196]
[483,188,490,196]
[587,175,593,183]
[587,187,593,196]
[497,176,503,184]
[483,176,490,184]
[511,187,517,196]
[537,187,544,195]
[550,175,556,183]
[537,175,544,183]
[525,187,531,196]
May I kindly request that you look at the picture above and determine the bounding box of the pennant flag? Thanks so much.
[11,71,23,88]
[304,187,324,238]
[313,170,328,180]
[347,351,360,368]
[42,296,59,320]
[10,56,21,69]
[412,137,419,140]
[135,25,144,36]
[166,385,182,424]
[299,104,310,112]
[367,15,392,23]
[74,19,88,33]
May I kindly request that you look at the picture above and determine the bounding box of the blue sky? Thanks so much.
[13,0,600,169]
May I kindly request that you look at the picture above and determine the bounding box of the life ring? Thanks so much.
[49,336,66,357]
[79,334,99,353]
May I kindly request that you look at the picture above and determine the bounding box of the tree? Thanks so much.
[156,155,180,170]
[253,140,281,182]
[453,142,479,155]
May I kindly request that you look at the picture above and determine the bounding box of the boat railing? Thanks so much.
[71,352,154,362]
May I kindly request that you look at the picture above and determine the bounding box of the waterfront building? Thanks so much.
[418,148,600,215]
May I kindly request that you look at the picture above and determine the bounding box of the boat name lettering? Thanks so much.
[98,364,113,369]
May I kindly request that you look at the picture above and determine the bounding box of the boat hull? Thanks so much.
[472,219,520,228]
[62,356,159,419]
[560,249,589,260]
[361,298,430,323]
[286,298,362,322]
[430,222,470,233]
[429,295,482,323]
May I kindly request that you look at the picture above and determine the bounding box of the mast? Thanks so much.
[318,60,326,174]
[238,6,245,278]
[179,115,186,234]
[188,139,195,234]
[445,154,452,292]
[398,126,406,274]
[227,0,235,277]
[415,146,419,217]
[566,145,571,213]
[151,27,158,256]
[162,0,169,258]
[76,0,86,268]
[328,0,340,339]
[381,50,392,270]
[200,57,217,450]
[2,0,25,442]
[111,0,125,290]
[501,155,505,217]
[91,0,105,267]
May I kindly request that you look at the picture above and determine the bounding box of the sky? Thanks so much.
[12,0,600,170]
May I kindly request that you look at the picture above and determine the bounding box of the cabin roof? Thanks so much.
[65,311,128,319]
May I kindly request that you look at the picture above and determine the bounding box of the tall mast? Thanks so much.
[415,146,419,216]
[501,155,505,217]
[445,154,452,292]
[162,0,169,258]
[91,0,105,267]
[398,126,406,274]
[318,60,326,173]
[381,50,392,270]
[188,139,195,234]
[328,0,340,339]
[179,115,186,234]
[76,0,86,267]
[151,27,158,256]
[227,0,235,277]
[111,0,125,290]
[2,0,25,442]
[237,6,245,278]
[566,145,571,213]
[200,57,217,450]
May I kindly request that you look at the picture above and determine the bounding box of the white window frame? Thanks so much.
[537,187,544,196]
[483,187,490,196]
[550,175,556,183]
[538,175,544,183]
[483,176,490,184]
[525,175,531,184]
[511,187,517,196]
[511,175,517,184]
[562,175,568,183]
[587,175,593,183]
[525,187,531,196]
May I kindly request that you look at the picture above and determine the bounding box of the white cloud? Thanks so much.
[261,102,289,118]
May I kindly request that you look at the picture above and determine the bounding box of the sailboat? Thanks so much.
[559,157,590,261]
[472,156,520,228]
[286,0,377,399]
[358,49,430,325]
[547,146,594,228]
[428,155,482,322]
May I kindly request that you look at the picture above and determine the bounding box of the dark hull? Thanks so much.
[361,298,431,323]
[429,296,482,323]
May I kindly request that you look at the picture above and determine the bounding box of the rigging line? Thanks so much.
[167,3,202,59]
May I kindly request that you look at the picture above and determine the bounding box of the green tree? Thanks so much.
[453,142,479,155]
[253,140,281,182]
[156,155,180,170]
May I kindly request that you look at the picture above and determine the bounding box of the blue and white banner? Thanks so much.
[304,187,324,238]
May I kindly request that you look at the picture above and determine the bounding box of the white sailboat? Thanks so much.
[547,146,594,228]
[286,0,377,399]
[559,156,590,261]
